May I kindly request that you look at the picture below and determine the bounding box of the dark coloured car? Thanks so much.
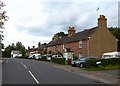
[71,57,97,68]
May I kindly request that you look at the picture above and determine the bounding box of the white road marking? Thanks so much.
[23,64,27,69]
[6,60,8,63]
[28,71,39,84]
[21,62,23,64]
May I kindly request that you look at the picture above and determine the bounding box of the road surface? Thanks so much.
[2,58,104,84]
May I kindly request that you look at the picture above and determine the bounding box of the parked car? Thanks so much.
[42,54,52,61]
[28,54,34,59]
[52,54,63,58]
[28,54,41,60]
[33,54,41,60]
[71,57,97,68]
[46,54,52,61]
[101,51,120,59]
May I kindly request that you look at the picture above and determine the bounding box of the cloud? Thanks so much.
[2,1,118,48]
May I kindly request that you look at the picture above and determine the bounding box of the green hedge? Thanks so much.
[41,56,47,61]
[86,58,120,68]
[51,58,66,65]
[100,58,120,66]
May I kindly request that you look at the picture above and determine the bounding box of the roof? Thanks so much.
[47,27,97,47]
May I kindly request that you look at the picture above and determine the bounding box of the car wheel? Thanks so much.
[79,63,84,68]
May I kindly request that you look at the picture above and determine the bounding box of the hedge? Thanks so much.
[51,58,66,65]
[41,56,47,61]
[86,58,120,68]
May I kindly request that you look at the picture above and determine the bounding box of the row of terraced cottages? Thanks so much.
[46,15,117,58]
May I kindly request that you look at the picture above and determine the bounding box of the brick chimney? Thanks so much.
[68,27,76,36]
[28,46,30,50]
[98,15,107,28]
[33,46,35,49]
[38,42,41,48]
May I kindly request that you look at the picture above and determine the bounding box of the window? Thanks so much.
[79,40,83,48]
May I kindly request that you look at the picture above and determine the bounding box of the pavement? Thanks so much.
[41,61,120,84]
[0,60,3,64]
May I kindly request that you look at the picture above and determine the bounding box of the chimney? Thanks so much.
[33,46,35,49]
[68,27,76,36]
[28,46,30,50]
[98,15,107,28]
[38,42,41,48]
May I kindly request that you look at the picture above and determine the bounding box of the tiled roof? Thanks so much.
[47,27,97,47]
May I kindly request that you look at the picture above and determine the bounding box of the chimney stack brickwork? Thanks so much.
[98,15,107,28]
[68,27,76,36]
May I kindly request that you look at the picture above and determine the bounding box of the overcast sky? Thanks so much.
[2,0,119,49]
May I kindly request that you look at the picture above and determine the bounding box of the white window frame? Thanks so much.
[79,40,83,48]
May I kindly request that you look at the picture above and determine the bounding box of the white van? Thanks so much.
[102,51,120,59]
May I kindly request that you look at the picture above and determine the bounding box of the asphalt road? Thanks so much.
[2,58,103,84]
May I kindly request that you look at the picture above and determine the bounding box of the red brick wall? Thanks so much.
[56,44,64,54]
[49,46,56,53]
[65,40,87,58]
[48,40,88,58]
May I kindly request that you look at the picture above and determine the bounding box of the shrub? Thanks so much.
[73,55,78,60]
[100,58,120,66]
[86,59,100,68]
[51,58,66,65]
[41,55,47,61]
[86,58,120,68]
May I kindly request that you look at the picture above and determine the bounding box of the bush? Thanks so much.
[73,55,78,60]
[100,58,120,66]
[51,58,66,65]
[86,58,120,68]
[41,56,47,61]
[86,59,100,68]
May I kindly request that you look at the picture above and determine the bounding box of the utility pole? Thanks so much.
[0,31,3,58]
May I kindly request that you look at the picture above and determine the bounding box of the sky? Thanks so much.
[1,0,119,49]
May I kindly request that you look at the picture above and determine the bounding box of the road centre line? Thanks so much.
[28,71,39,84]
[23,64,28,69]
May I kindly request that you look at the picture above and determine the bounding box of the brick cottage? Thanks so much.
[47,15,117,58]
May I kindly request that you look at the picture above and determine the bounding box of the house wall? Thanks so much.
[89,27,117,58]
[49,46,56,53]
[65,40,87,58]
[56,44,64,54]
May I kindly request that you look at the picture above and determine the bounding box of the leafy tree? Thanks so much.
[3,45,12,57]
[2,42,27,58]
[109,27,120,51]
[57,32,68,38]
[0,0,8,58]
[0,0,8,29]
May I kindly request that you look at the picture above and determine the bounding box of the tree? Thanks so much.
[0,0,8,29]
[109,27,120,51]
[2,42,27,58]
[0,0,8,58]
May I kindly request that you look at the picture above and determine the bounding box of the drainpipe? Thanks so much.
[87,37,90,57]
